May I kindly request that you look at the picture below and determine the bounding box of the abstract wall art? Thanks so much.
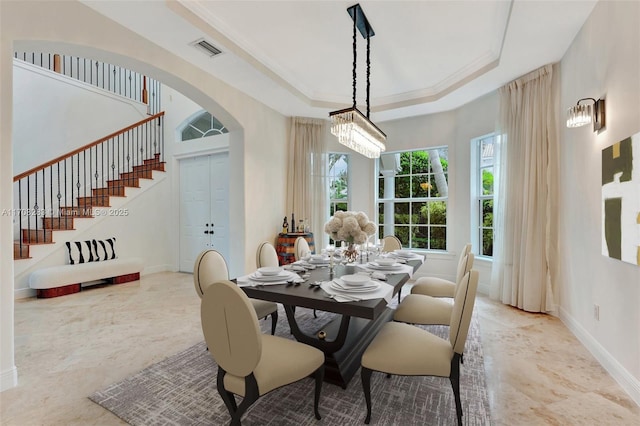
[601,132,640,266]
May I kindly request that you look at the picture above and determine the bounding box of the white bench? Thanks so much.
[29,257,143,298]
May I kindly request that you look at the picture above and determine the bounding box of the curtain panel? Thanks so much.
[490,64,559,313]
[286,117,327,246]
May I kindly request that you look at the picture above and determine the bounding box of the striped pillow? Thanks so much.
[93,237,117,261]
[65,240,95,265]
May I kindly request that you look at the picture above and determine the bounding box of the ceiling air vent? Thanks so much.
[192,38,222,58]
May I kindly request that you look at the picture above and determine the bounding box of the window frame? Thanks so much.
[376,147,449,251]
[471,133,496,259]
[327,152,350,217]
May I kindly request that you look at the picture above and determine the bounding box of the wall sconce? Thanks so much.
[566,97,606,131]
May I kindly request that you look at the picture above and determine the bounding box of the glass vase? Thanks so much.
[343,243,359,263]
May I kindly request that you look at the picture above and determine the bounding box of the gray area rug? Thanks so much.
[90,306,491,425]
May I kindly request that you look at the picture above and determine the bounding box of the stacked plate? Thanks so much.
[331,276,380,293]
[366,260,404,271]
[394,249,415,258]
[309,255,330,264]
[249,268,293,282]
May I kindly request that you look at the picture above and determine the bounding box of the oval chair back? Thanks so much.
[382,235,401,252]
[294,237,310,261]
[201,280,262,377]
[455,252,475,285]
[256,242,279,268]
[193,250,229,298]
[449,270,479,355]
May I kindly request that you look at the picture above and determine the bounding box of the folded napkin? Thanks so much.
[236,271,303,287]
[320,279,393,303]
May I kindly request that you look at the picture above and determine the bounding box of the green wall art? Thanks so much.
[601,132,640,265]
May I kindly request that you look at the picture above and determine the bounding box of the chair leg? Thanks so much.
[361,367,373,424]
[397,289,402,303]
[216,368,237,419]
[313,365,325,420]
[230,374,260,426]
[270,311,278,335]
[449,353,463,426]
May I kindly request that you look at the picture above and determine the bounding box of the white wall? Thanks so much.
[12,60,147,175]
[1,0,289,391]
[559,0,640,404]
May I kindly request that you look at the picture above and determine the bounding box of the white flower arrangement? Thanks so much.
[324,211,377,245]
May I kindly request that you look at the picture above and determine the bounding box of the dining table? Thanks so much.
[238,258,422,388]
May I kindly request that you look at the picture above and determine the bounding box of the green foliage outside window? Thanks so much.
[378,149,448,250]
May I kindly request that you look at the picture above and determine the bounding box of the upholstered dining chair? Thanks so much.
[294,236,311,261]
[255,241,279,268]
[360,270,479,425]
[201,280,325,426]
[194,249,279,335]
[393,253,474,326]
[381,235,402,253]
[410,243,472,298]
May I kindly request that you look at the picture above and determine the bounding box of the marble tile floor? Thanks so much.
[1,271,638,425]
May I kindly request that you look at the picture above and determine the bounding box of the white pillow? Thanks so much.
[93,237,117,261]
[65,240,95,265]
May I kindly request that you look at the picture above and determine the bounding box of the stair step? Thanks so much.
[93,187,125,197]
[13,242,30,260]
[59,206,94,218]
[120,170,152,180]
[133,163,165,172]
[108,178,140,188]
[42,217,75,230]
[21,229,53,243]
[77,196,110,207]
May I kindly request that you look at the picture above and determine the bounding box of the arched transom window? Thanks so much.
[181,111,228,141]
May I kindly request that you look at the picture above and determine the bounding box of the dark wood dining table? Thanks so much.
[240,260,421,388]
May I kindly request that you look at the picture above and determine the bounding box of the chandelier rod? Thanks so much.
[352,9,357,109]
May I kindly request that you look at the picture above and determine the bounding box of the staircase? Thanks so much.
[13,113,165,260]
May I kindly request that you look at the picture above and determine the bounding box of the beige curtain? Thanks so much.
[490,64,559,313]
[286,117,327,248]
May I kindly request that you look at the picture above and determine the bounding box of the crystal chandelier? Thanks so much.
[329,3,386,159]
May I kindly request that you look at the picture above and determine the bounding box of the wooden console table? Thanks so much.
[276,232,315,265]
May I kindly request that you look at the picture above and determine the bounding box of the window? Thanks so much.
[377,148,448,250]
[180,111,228,141]
[472,134,495,257]
[328,153,349,216]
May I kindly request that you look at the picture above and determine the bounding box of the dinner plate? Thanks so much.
[257,266,283,276]
[394,249,414,258]
[367,262,403,270]
[340,274,370,286]
[374,258,397,267]
[249,270,292,282]
[309,257,330,264]
[331,279,380,293]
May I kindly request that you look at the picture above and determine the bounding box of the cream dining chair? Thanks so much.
[360,270,479,425]
[194,249,279,335]
[393,253,474,326]
[293,236,311,260]
[201,280,325,425]
[381,235,402,253]
[256,241,280,269]
[410,243,472,298]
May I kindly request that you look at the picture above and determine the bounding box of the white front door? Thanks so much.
[179,152,229,272]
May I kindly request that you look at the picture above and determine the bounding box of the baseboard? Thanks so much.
[0,366,18,392]
[14,287,36,300]
[142,264,171,275]
[559,307,640,406]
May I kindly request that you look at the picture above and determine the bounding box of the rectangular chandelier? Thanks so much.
[330,107,386,159]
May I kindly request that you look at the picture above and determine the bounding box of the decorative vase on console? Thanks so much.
[324,211,376,264]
